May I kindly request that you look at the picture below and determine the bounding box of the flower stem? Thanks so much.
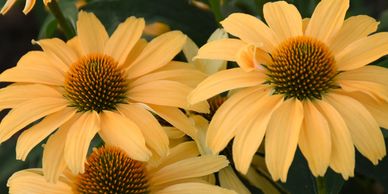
[209,0,222,23]
[46,0,75,39]
[315,177,327,194]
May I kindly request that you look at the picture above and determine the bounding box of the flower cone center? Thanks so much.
[64,54,128,112]
[77,146,149,194]
[266,36,337,100]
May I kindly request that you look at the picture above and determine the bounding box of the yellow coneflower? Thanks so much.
[189,0,388,181]
[0,11,208,181]
[8,145,235,194]
[1,0,51,14]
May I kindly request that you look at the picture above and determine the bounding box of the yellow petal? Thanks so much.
[77,11,109,55]
[196,38,247,61]
[337,65,388,86]
[265,99,303,182]
[155,183,237,194]
[64,111,100,174]
[128,31,187,79]
[99,111,151,161]
[0,97,67,143]
[149,141,199,174]
[123,39,148,69]
[236,45,272,72]
[244,167,281,194]
[130,67,207,88]
[329,15,379,54]
[339,80,388,102]
[263,1,302,42]
[0,62,64,86]
[188,68,265,104]
[220,13,277,52]
[7,169,72,194]
[206,87,264,154]
[336,32,388,71]
[325,93,386,165]
[42,118,75,183]
[150,155,229,186]
[219,166,250,194]
[17,50,67,75]
[315,100,354,179]
[66,37,83,58]
[302,18,310,33]
[146,105,197,138]
[233,93,283,174]
[35,38,77,70]
[305,0,349,43]
[0,0,17,14]
[129,80,209,113]
[183,36,200,63]
[16,107,76,161]
[104,17,145,65]
[22,0,36,14]
[118,104,169,157]
[298,102,331,176]
[0,84,62,109]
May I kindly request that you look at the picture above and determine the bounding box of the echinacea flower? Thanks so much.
[0,11,208,181]
[1,0,51,15]
[189,0,388,181]
[8,145,235,194]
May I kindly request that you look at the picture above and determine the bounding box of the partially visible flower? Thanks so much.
[8,145,235,194]
[144,21,171,37]
[0,11,208,181]
[190,0,388,181]
[1,0,51,15]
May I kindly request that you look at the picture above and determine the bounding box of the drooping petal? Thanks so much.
[64,111,100,174]
[315,100,355,179]
[22,0,36,14]
[265,99,303,182]
[0,0,17,14]
[219,166,250,194]
[220,13,277,51]
[206,87,264,154]
[236,45,272,72]
[155,183,237,194]
[118,104,169,157]
[77,11,109,55]
[336,32,388,71]
[325,93,386,164]
[188,68,265,104]
[0,97,67,143]
[7,169,72,194]
[348,92,388,129]
[128,31,187,79]
[305,0,349,43]
[16,107,76,161]
[104,17,145,65]
[42,117,75,183]
[329,15,379,54]
[298,102,331,176]
[233,93,283,174]
[0,84,62,109]
[99,111,151,161]
[195,39,247,61]
[150,155,229,186]
[263,1,303,42]
[146,104,197,138]
[129,80,209,113]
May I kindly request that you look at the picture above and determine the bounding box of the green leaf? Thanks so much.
[82,0,218,45]
[379,10,388,32]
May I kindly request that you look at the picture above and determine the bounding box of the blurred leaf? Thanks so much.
[379,10,388,32]
[38,16,58,39]
[82,0,218,45]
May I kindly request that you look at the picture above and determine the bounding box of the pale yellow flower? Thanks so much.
[189,0,388,181]
[0,11,208,181]
[0,0,51,15]
[8,145,235,194]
